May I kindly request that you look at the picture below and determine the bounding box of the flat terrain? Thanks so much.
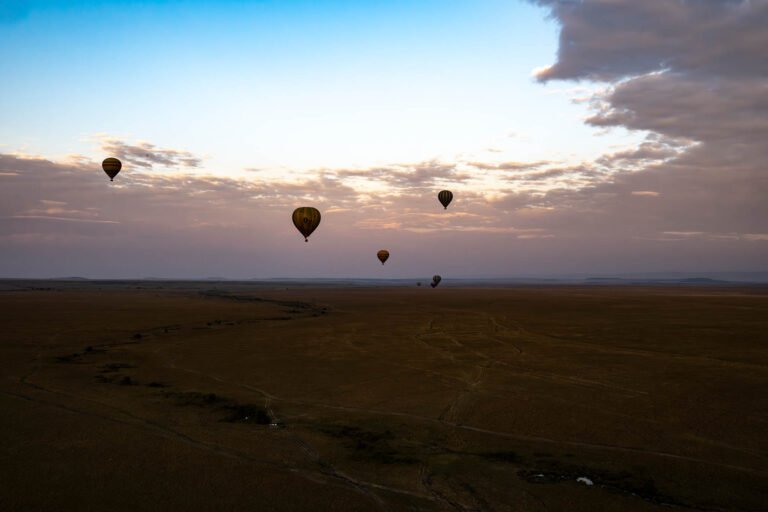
[1,282,767,511]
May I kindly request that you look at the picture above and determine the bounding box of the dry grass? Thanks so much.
[1,284,767,511]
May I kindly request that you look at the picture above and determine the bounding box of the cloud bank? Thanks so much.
[520,0,768,243]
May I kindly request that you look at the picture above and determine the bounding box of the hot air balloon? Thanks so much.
[292,207,321,242]
[377,250,390,265]
[102,158,122,182]
[431,275,442,288]
[437,190,453,210]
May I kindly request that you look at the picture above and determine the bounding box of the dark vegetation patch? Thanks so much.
[147,381,169,388]
[95,374,137,385]
[318,425,419,465]
[161,390,273,425]
[221,404,271,424]
[518,461,684,507]
[460,482,493,512]
[164,391,226,407]
[118,376,137,386]
[199,290,328,318]
[56,345,107,363]
[99,363,136,373]
[192,319,243,329]
[55,353,83,363]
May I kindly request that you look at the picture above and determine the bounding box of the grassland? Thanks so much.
[1,282,767,511]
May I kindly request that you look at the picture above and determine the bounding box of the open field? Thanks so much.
[1,282,767,511]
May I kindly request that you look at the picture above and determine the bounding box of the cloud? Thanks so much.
[333,160,473,189]
[514,0,768,256]
[98,137,203,169]
[586,75,768,146]
[9,216,119,224]
[2,144,766,278]
[597,140,684,165]
[466,161,550,171]
[532,0,768,82]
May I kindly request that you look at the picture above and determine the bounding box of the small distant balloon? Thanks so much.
[431,275,442,288]
[292,207,321,242]
[102,158,122,182]
[417,282,422,287]
[438,190,453,210]
[377,249,390,265]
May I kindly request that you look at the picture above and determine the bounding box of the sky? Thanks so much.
[1,0,766,278]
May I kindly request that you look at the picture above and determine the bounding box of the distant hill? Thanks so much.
[680,278,731,284]
[585,276,735,285]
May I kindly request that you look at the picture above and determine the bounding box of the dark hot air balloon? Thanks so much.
[102,158,122,182]
[292,207,321,242]
[377,250,389,265]
[437,190,453,210]
[431,275,442,288]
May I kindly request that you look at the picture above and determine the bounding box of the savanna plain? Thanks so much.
[1,282,767,511]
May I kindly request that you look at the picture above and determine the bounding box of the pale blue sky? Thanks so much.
[1,0,638,177]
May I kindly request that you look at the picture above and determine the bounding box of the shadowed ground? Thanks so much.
[1,282,767,511]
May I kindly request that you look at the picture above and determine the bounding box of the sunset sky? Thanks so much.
[2,0,766,278]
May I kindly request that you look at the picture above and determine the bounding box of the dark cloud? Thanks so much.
[100,138,203,169]
[533,0,768,82]
[595,138,684,168]
[586,75,768,146]
[515,0,768,261]
[534,0,768,154]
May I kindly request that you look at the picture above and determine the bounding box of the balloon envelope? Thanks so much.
[292,207,321,242]
[438,190,453,209]
[431,275,442,287]
[102,158,122,181]
[377,250,389,265]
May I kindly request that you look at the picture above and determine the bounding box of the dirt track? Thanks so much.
[1,284,767,511]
